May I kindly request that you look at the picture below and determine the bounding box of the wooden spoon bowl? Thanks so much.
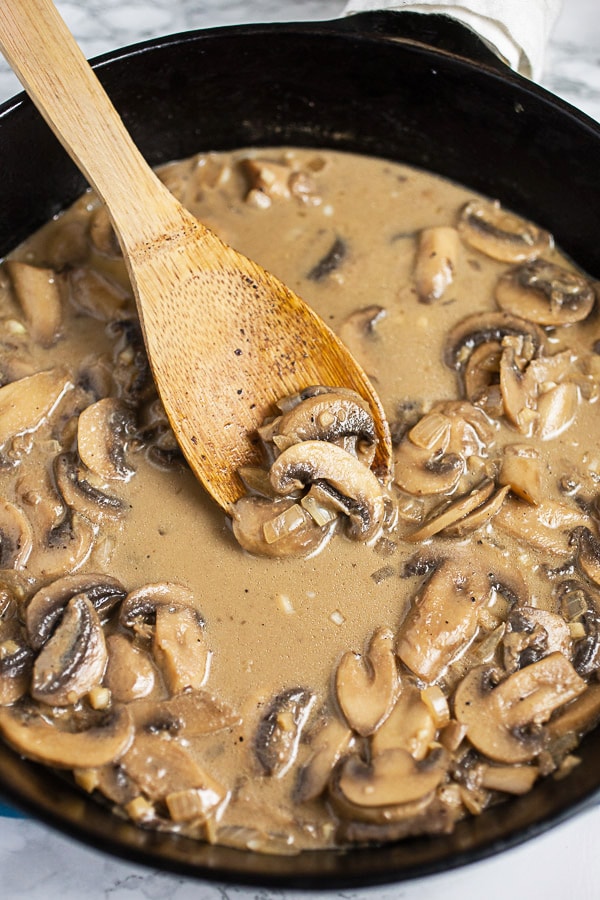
[0,0,391,511]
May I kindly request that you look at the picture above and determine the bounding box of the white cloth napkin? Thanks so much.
[342,0,562,80]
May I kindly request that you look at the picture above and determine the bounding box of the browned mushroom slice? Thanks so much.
[494,497,589,559]
[294,715,354,803]
[371,684,436,760]
[271,391,377,466]
[337,746,448,808]
[269,441,385,542]
[77,398,135,480]
[397,559,491,682]
[68,267,131,321]
[254,687,316,777]
[6,260,63,347]
[457,199,552,263]
[26,572,126,650]
[442,485,510,538]
[231,496,334,558]
[335,627,400,736]
[104,633,156,702]
[0,499,33,570]
[54,452,125,523]
[496,259,596,326]
[454,652,586,764]
[153,603,211,693]
[406,479,495,542]
[119,582,198,630]
[502,606,572,674]
[0,627,34,706]
[0,704,133,768]
[444,311,545,372]
[0,368,73,449]
[31,595,108,707]
[129,690,241,738]
[547,682,600,740]
[414,226,459,303]
[573,526,600,587]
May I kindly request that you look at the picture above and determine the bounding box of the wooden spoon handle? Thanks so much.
[0,0,176,247]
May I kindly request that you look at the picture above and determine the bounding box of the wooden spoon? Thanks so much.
[0,0,392,511]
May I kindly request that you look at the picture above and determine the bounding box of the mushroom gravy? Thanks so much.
[1,147,600,853]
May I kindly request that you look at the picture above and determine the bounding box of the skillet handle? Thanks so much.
[334,10,508,73]
[335,10,510,74]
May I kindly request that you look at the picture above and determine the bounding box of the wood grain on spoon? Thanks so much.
[0,0,392,511]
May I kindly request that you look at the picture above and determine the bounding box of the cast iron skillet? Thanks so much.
[1,10,600,888]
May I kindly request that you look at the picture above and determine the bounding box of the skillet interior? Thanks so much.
[0,12,600,887]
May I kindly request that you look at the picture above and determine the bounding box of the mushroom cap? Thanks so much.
[336,745,448,808]
[335,627,400,736]
[77,397,135,481]
[457,199,552,263]
[496,259,596,326]
[444,311,545,372]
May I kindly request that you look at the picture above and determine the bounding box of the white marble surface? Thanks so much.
[2,1,600,898]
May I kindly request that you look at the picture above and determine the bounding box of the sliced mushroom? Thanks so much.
[26,572,126,650]
[574,526,600,587]
[371,684,436,760]
[6,260,63,347]
[494,497,589,559]
[0,628,34,706]
[31,595,108,706]
[496,259,596,326]
[454,653,586,763]
[338,305,386,379]
[502,606,571,674]
[394,441,464,497]
[68,267,131,321]
[118,731,227,815]
[457,199,552,263]
[335,627,400,736]
[463,340,504,414]
[414,226,459,303]
[26,508,95,582]
[0,704,133,768]
[547,682,600,740]
[271,391,376,466]
[104,633,156,702]
[536,382,579,440]
[407,479,495,542]
[0,368,73,449]
[153,602,211,693]
[0,499,33,570]
[479,763,539,795]
[442,485,510,538]
[308,236,348,281]
[119,582,199,631]
[498,444,542,504]
[269,441,385,542]
[444,311,545,372]
[397,558,491,682]
[294,714,354,803]
[77,398,135,480]
[129,690,241,738]
[231,496,335,559]
[254,687,316,777]
[54,451,125,523]
[337,745,448,808]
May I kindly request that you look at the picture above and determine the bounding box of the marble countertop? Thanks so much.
[1,1,600,898]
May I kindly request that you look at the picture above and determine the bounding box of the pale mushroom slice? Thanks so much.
[153,602,211,693]
[231,495,335,559]
[31,595,108,707]
[454,652,586,764]
[406,479,495,542]
[442,485,510,538]
[371,684,436,760]
[397,558,492,683]
[76,398,135,480]
[54,452,126,523]
[335,627,400,736]
[498,444,542,504]
[294,714,354,803]
[393,440,464,497]
[26,572,126,650]
[254,687,316,778]
[119,581,199,630]
[414,226,459,303]
[6,260,63,347]
[547,682,600,741]
[336,745,448,808]
[0,704,133,768]
[104,633,156,702]
[457,199,552,263]
[495,259,596,326]
[129,690,241,738]
[269,441,385,542]
[270,390,377,466]
[0,368,73,449]
[494,497,589,559]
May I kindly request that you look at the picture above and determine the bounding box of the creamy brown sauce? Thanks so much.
[1,148,600,853]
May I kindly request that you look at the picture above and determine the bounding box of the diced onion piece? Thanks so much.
[420,685,450,728]
[569,621,587,640]
[408,412,451,451]
[166,786,223,823]
[301,489,339,526]
[263,504,308,544]
[440,719,468,752]
[561,590,587,621]
[125,796,156,823]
